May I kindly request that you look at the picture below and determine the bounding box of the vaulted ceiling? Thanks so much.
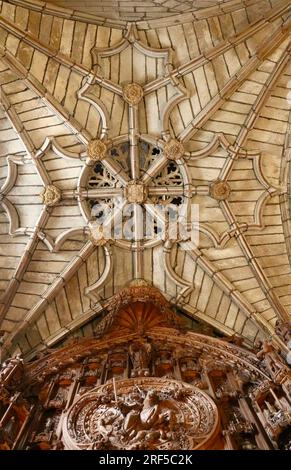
[0,0,291,360]
[48,0,236,21]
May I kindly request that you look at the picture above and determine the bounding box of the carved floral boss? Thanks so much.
[35,30,200,253]
[38,131,233,251]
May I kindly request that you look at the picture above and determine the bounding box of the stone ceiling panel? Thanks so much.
[0,0,290,359]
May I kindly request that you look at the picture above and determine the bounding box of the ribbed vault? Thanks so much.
[0,0,291,359]
[47,0,261,22]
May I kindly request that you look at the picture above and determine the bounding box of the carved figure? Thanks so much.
[275,320,291,345]
[129,339,152,377]
[64,378,218,450]
[257,342,288,382]
[0,355,23,386]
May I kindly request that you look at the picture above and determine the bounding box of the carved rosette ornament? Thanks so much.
[63,378,219,450]
[41,185,61,207]
[122,83,144,106]
[210,180,231,201]
[164,139,184,161]
[87,139,107,161]
[88,222,109,246]
[125,181,148,204]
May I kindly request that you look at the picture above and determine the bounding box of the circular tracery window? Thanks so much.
[79,140,192,248]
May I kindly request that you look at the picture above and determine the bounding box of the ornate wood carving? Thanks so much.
[94,281,182,337]
[63,378,219,450]
[275,320,291,345]
[0,285,290,450]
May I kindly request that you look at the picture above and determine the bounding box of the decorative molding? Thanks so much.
[179,23,291,143]
[0,241,95,357]
[85,244,113,302]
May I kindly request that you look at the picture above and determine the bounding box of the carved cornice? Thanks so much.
[23,328,272,387]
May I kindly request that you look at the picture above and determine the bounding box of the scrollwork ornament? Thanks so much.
[63,377,219,450]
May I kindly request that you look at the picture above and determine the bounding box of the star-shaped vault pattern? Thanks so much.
[0,0,290,359]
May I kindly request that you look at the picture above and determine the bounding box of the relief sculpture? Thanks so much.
[63,378,219,450]
[0,286,290,450]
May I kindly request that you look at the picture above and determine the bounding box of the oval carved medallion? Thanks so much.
[63,377,219,450]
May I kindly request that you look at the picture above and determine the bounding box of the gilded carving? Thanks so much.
[164,139,184,161]
[87,139,107,161]
[210,180,231,201]
[122,83,144,106]
[88,222,110,246]
[40,185,61,207]
[125,181,148,204]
